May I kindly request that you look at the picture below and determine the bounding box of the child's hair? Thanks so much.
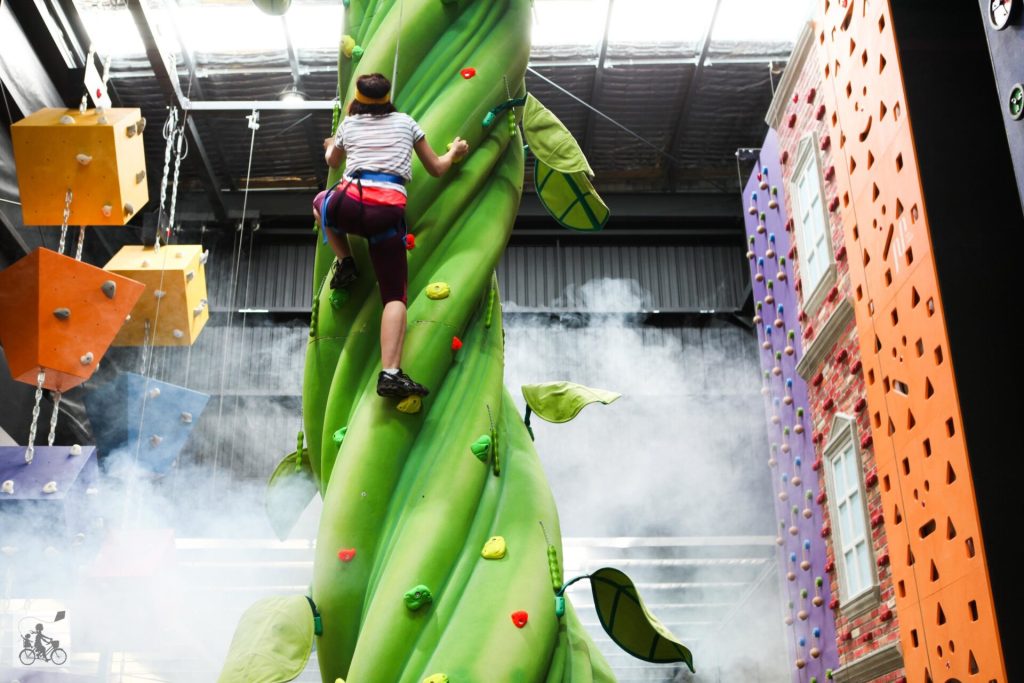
[349,73,398,116]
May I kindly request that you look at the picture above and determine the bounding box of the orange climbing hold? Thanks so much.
[511,610,528,628]
[338,548,356,562]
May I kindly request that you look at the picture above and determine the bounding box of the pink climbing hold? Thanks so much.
[451,336,462,351]
[405,234,415,250]
[461,67,477,79]
[511,610,528,628]
[338,548,356,562]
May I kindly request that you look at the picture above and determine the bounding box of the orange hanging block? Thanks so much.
[11,107,148,226]
[0,248,144,391]
[104,245,210,346]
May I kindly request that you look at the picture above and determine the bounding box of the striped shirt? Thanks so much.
[334,112,425,195]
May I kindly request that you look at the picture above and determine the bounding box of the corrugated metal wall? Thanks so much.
[202,238,749,313]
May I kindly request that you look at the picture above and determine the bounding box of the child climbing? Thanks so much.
[314,73,468,399]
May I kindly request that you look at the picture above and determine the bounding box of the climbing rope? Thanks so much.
[391,0,405,94]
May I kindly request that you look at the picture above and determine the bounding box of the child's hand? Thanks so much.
[323,137,335,151]
[450,137,469,159]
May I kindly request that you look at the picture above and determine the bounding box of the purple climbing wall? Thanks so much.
[743,128,839,682]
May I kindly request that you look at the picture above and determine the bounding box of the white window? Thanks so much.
[790,136,833,301]
[824,417,876,602]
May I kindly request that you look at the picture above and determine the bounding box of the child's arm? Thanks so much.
[414,137,468,177]
[324,137,345,169]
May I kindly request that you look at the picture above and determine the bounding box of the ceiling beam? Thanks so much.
[0,205,31,259]
[127,0,227,224]
[580,0,614,161]
[281,13,327,188]
[661,0,725,189]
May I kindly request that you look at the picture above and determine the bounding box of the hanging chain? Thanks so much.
[159,107,179,221]
[57,189,72,255]
[24,370,46,464]
[167,118,186,242]
[74,225,87,261]
[46,391,62,446]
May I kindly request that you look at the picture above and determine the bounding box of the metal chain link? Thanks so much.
[46,391,62,446]
[57,189,72,255]
[74,225,86,261]
[159,108,178,216]
[24,370,46,464]
[167,119,185,241]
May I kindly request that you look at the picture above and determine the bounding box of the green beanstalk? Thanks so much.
[305,1,614,681]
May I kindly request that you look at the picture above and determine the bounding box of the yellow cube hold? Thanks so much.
[11,107,149,226]
[104,245,210,346]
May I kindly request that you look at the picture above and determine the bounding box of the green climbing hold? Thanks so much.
[351,45,364,61]
[330,289,349,309]
[332,426,348,446]
[404,585,433,611]
[547,545,561,592]
[554,595,565,618]
[470,434,491,461]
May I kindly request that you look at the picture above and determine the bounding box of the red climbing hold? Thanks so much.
[405,234,415,250]
[338,548,356,562]
[96,88,102,98]
[451,336,462,351]
[511,610,528,628]
[461,67,477,79]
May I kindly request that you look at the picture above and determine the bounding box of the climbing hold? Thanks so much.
[135,170,146,184]
[149,435,163,448]
[148,387,161,399]
[481,535,506,559]
[426,282,450,299]
[405,234,415,250]
[397,395,422,414]
[338,548,356,562]
[460,67,476,79]
[102,204,113,217]
[124,203,134,216]
[53,307,70,320]
[186,270,195,282]
[59,115,75,125]
[154,289,166,299]
[351,45,364,61]
[470,434,491,461]
[404,585,433,611]
[180,412,193,424]
[101,280,116,298]
[80,352,94,365]
[76,153,92,166]
[172,329,184,339]
[330,288,349,308]
[342,35,356,58]
[1,480,13,494]
[42,481,58,494]
[451,336,462,351]
[422,675,448,683]
[333,426,348,445]
[446,142,465,164]
[141,260,151,268]
[200,250,210,265]
[511,610,528,628]
[554,595,565,617]
[69,444,82,456]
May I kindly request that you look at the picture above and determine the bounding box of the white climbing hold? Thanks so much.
[98,115,109,125]
[86,487,98,496]
[42,481,58,494]
[176,251,184,259]
[135,170,146,184]
[186,270,195,282]
[199,250,210,265]
[102,204,113,217]
[180,412,193,424]
[69,444,82,456]
[125,314,132,322]
[53,307,71,320]
[101,280,116,299]
[124,203,134,215]
[59,115,75,125]
[148,387,161,399]
[141,259,150,268]
[149,435,163,448]
[154,290,166,299]
[76,153,93,166]
[193,299,207,317]
[1,480,13,494]
[80,352,94,365]
[172,329,184,339]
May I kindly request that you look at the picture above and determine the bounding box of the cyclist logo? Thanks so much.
[18,611,67,666]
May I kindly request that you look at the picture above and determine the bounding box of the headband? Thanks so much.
[354,90,390,105]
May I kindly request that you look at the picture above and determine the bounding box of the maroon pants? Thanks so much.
[314,187,407,305]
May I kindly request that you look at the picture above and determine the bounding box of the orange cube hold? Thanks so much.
[0,248,144,391]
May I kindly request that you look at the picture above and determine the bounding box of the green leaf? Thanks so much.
[266,447,318,541]
[521,381,620,424]
[523,93,593,176]
[534,159,610,232]
[589,567,694,670]
[217,595,314,683]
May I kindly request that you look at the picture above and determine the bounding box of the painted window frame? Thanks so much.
[822,415,879,612]
[788,133,836,314]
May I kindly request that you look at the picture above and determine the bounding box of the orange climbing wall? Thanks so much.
[814,1,1007,681]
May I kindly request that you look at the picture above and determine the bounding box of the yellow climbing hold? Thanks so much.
[423,675,448,683]
[342,35,356,58]
[335,679,345,683]
[481,535,507,559]
[446,142,464,164]
[397,395,422,414]
[426,282,450,300]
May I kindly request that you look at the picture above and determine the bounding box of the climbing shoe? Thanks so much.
[330,257,358,290]
[377,369,430,398]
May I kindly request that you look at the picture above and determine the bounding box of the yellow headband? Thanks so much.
[354,90,390,105]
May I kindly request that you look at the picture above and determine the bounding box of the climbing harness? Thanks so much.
[319,169,408,245]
